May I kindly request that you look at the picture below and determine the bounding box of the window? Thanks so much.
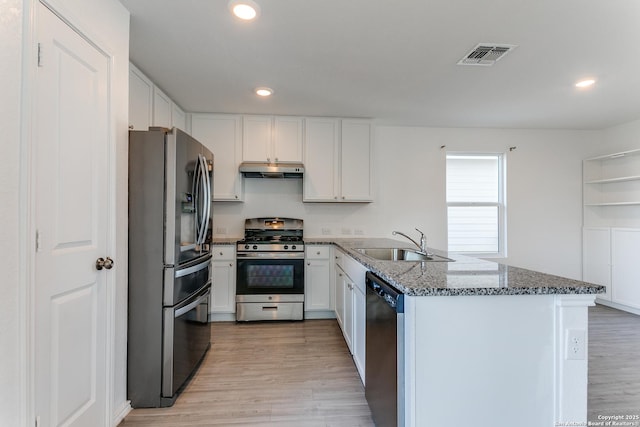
[446,153,505,256]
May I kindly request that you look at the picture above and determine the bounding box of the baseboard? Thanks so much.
[595,299,640,316]
[209,312,236,322]
[112,400,132,426]
[304,310,337,320]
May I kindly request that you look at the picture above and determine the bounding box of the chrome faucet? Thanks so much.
[392,228,427,255]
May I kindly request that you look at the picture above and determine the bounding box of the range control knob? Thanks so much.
[252,245,258,250]
[292,245,297,250]
[284,245,289,250]
[244,244,250,250]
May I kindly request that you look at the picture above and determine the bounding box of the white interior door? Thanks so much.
[34,4,111,426]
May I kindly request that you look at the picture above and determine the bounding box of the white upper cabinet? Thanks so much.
[341,119,374,202]
[242,115,303,163]
[152,86,172,128]
[128,64,153,130]
[129,63,187,133]
[191,113,244,201]
[304,118,340,201]
[171,103,187,132]
[303,118,373,202]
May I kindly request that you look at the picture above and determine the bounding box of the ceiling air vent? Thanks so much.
[457,43,517,66]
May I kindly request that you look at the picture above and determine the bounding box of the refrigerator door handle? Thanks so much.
[200,154,211,244]
[193,155,203,245]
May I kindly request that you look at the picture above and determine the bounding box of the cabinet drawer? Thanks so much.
[306,246,330,260]
[212,246,235,260]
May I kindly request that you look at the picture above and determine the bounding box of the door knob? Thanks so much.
[96,257,114,271]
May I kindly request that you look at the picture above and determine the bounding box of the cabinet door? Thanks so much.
[335,266,346,330]
[341,119,373,201]
[171,103,187,132]
[152,86,172,128]
[583,227,611,301]
[273,116,303,163]
[211,260,236,313]
[611,228,640,309]
[128,65,152,130]
[352,281,366,383]
[304,118,340,201]
[305,260,332,311]
[343,277,354,353]
[242,115,272,162]
[191,114,243,201]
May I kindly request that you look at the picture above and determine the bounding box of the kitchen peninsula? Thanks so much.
[305,237,605,427]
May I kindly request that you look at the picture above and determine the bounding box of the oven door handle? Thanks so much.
[236,253,304,260]
[175,285,211,318]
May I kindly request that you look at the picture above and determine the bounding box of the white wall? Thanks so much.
[601,118,640,153]
[0,0,25,425]
[212,125,603,280]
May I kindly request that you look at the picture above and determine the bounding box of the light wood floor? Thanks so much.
[120,320,375,427]
[121,305,640,426]
[588,304,640,421]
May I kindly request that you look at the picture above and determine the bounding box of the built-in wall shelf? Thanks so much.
[583,148,640,215]
[584,175,640,185]
[585,201,640,206]
[583,149,640,316]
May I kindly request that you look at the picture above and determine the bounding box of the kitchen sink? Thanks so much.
[354,248,454,262]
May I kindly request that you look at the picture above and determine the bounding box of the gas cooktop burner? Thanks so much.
[238,217,304,253]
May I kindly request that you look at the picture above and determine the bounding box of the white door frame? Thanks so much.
[20,1,119,425]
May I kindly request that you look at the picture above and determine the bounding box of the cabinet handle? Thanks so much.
[267,157,271,163]
[316,251,321,255]
[339,273,342,277]
[342,196,345,200]
[334,196,338,200]
[275,157,278,162]
[219,252,224,256]
[235,195,238,199]
[229,263,233,267]
[307,262,310,266]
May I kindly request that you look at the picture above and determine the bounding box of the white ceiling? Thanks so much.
[120,0,640,129]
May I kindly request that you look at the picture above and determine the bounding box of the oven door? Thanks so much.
[236,253,305,295]
[162,283,211,401]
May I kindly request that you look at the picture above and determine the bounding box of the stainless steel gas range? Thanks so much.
[235,217,305,321]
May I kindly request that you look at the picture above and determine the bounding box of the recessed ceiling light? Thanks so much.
[229,0,260,20]
[255,87,273,97]
[575,79,596,88]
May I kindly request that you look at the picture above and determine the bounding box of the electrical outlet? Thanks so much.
[216,227,227,235]
[354,228,364,235]
[341,227,352,235]
[565,329,586,360]
[321,228,332,235]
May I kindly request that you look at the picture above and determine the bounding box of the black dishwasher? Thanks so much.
[365,271,404,427]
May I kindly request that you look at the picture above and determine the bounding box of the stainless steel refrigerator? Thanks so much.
[128,127,213,407]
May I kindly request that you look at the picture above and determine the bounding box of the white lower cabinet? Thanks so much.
[334,248,367,383]
[611,228,640,310]
[583,227,640,313]
[304,246,334,318]
[210,245,236,320]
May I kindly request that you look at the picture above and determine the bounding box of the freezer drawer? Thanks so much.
[162,284,211,402]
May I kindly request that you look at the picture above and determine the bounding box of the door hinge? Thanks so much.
[37,43,42,67]
[35,230,41,252]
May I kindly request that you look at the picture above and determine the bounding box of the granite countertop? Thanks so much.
[305,237,606,297]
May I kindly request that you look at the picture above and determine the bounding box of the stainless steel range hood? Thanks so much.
[239,162,304,178]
